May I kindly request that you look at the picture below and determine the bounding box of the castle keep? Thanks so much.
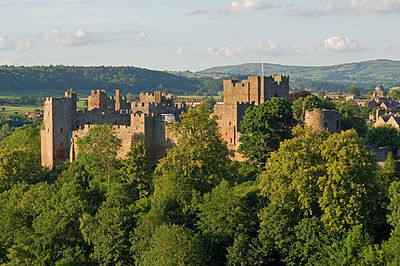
[41,89,186,169]
[214,75,289,159]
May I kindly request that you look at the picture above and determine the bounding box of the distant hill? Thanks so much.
[199,59,400,92]
[0,66,227,96]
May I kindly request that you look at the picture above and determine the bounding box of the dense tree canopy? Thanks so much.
[239,97,294,167]
[1,101,400,265]
[366,125,400,153]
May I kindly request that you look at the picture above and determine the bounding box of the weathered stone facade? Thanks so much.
[304,109,341,134]
[41,90,186,169]
[214,75,289,160]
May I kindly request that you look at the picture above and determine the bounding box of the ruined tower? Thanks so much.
[41,91,77,169]
[88,89,108,110]
[304,109,341,134]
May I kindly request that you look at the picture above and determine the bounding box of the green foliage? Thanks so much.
[366,125,400,152]
[0,147,43,192]
[1,125,40,155]
[326,225,375,266]
[138,224,203,266]
[292,94,335,120]
[334,99,369,137]
[239,97,294,166]
[80,182,137,265]
[0,65,228,96]
[260,126,380,232]
[119,141,153,199]
[317,89,326,98]
[201,59,400,92]
[155,103,231,199]
[348,86,361,96]
[77,125,122,186]
[387,87,400,100]
[202,96,217,111]
[318,130,379,232]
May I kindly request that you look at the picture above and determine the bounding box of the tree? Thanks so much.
[366,125,400,153]
[259,127,381,233]
[154,103,231,200]
[292,94,335,120]
[239,98,294,167]
[317,89,326,98]
[259,126,329,217]
[318,129,379,232]
[387,88,400,100]
[138,224,203,266]
[80,182,137,265]
[382,181,400,264]
[348,86,361,96]
[334,99,368,137]
[77,125,122,186]
[0,147,43,192]
[289,90,311,103]
[197,180,260,265]
[1,125,41,156]
[119,141,153,199]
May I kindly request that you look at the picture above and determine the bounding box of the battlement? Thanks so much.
[132,112,158,118]
[91,89,106,95]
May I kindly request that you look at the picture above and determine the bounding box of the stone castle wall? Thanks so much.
[304,109,341,134]
[42,89,181,169]
[216,75,289,161]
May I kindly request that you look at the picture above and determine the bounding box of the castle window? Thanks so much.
[274,93,277,97]
[61,142,63,147]
[336,120,340,130]
[324,122,328,128]
[230,138,233,144]
[229,122,231,126]
[60,128,63,133]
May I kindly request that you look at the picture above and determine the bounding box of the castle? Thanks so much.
[41,89,186,169]
[214,75,289,159]
[304,109,341,134]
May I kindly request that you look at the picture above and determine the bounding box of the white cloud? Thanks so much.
[205,36,363,58]
[287,0,400,17]
[176,48,185,56]
[186,8,211,16]
[0,38,6,49]
[134,32,148,41]
[347,0,400,16]
[220,0,279,14]
[323,2,337,13]
[323,36,360,51]
[0,57,15,65]
[14,40,32,51]
[206,39,318,57]
[285,7,322,17]
[42,29,104,47]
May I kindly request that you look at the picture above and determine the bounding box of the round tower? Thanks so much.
[304,109,341,134]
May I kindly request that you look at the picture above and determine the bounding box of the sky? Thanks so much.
[0,0,399,71]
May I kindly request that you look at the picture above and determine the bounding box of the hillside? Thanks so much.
[200,59,400,92]
[0,66,225,96]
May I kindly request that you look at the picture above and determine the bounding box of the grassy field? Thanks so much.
[0,105,42,114]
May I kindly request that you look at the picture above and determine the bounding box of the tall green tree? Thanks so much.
[292,94,335,120]
[259,126,380,232]
[118,141,153,199]
[154,103,231,200]
[77,125,122,186]
[366,125,400,153]
[239,97,294,167]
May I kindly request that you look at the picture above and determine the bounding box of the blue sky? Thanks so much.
[0,0,399,71]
